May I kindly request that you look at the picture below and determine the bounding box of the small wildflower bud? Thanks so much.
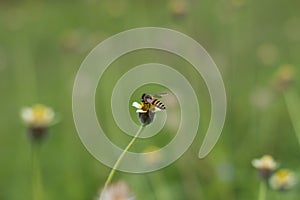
[252,155,278,180]
[20,104,55,142]
[169,0,189,17]
[269,169,297,191]
[99,181,134,200]
[272,64,295,92]
[138,111,155,126]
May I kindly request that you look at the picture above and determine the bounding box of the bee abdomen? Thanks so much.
[153,99,166,110]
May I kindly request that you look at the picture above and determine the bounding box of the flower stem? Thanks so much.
[283,89,300,146]
[32,143,43,200]
[102,125,145,192]
[258,181,267,200]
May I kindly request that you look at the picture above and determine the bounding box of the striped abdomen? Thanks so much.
[152,99,166,110]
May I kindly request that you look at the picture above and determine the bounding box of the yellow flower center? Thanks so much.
[33,105,47,121]
[21,104,54,127]
[276,169,290,184]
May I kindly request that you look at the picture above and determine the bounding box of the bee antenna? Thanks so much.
[141,93,146,100]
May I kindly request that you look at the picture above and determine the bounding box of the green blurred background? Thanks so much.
[1,0,300,199]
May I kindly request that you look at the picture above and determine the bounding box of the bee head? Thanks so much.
[141,93,152,102]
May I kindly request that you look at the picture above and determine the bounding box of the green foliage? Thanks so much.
[0,0,299,199]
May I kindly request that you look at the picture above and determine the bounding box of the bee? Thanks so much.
[133,93,167,113]
[132,93,167,125]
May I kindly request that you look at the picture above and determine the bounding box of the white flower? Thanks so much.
[21,104,55,127]
[252,155,278,180]
[132,97,165,126]
[132,101,162,113]
[252,155,278,171]
[99,181,134,200]
[269,169,297,191]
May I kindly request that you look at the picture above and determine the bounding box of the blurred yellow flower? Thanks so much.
[272,64,295,92]
[21,104,55,127]
[99,181,134,200]
[252,155,278,179]
[269,169,297,191]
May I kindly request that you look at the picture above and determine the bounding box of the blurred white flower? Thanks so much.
[250,87,274,110]
[21,104,55,142]
[99,181,134,200]
[252,155,278,170]
[21,104,55,127]
[269,169,297,191]
[169,0,189,17]
[143,146,162,165]
[252,155,278,179]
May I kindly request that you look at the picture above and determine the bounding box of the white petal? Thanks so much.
[44,108,55,123]
[136,109,147,113]
[251,159,261,168]
[20,107,33,123]
[132,102,142,109]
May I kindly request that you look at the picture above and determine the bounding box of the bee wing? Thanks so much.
[150,104,162,112]
[152,93,168,98]
[153,107,162,112]
[145,98,153,103]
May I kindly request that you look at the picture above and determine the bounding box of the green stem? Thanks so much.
[283,90,300,146]
[102,125,145,193]
[258,181,267,200]
[32,144,43,200]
